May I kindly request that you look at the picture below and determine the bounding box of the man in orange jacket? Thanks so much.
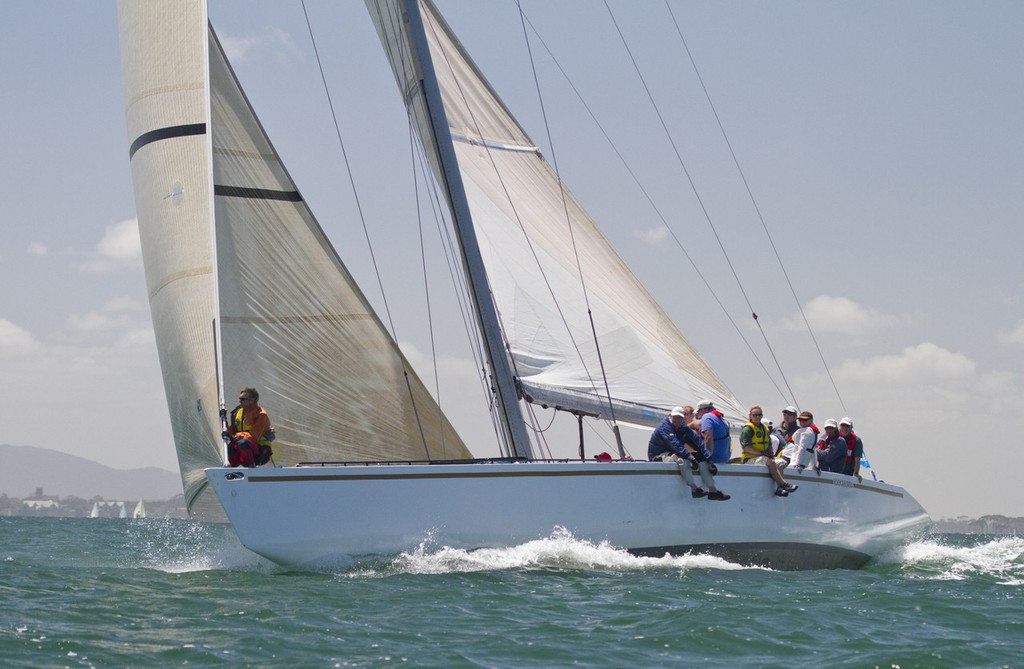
[223,387,274,467]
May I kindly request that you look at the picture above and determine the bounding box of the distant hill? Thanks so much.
[0,444,182,501]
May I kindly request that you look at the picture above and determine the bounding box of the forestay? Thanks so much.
[366,0,746,428]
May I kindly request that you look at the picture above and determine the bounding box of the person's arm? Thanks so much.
[235,409,270,443]
[794,430,814,469]
[247,411,271,443]
[225,406,241,437]
[650,422,681,458]
[823,437,846,465]
[852,438,863,477]
[680,425,711,460]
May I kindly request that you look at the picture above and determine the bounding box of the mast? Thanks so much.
[400,0,534,459]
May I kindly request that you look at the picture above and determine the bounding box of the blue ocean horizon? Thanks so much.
[2,517,1020,667]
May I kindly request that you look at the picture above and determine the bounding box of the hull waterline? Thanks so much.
[206,461,931,570]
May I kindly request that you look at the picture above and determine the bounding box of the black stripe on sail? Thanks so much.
[214,185,302,202]
[128,123,207,159]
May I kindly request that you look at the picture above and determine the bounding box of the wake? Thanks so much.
[875,535,1024,584]
[344,527,760,577]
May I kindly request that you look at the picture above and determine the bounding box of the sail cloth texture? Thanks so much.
[366,0,745,427]
[207,22,470,467]
[119,1,224,519]
[120,1,470,518]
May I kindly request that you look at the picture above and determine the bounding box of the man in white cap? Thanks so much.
[779,410,819,472]
[776,406,799,442]
[648,407,730,501]
[838,417,863,479]
[815,419,847,473]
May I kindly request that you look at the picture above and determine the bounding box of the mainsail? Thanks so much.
[367,0,746,428]
[119,1,471,519]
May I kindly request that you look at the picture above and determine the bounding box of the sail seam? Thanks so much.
[220,315,372,324]
[213,185,302,201]
[128,122,207,159]
[148,266,213,300]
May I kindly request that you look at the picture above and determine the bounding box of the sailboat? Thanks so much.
[118,0,930,569]
[132,499,147,519]
[89,501,99,519]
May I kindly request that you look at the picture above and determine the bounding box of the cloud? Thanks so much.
[66,298,147,336]
[836,342,975,384]
[0,311,172,470]
[779,295,909,334]
[219,28,298,64]
[0,318,40,355]
[27,242,47,256]
[81,218,141,273]
[633,226,670,245]
[996,321,1024,345]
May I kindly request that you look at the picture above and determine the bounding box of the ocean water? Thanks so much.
[1,518,1021,668]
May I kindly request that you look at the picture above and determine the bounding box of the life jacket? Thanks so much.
[844,430,859,462]
[741,421,771,462]
[702,409,731,460]
[230,406,274,466]
[817,432,835,450]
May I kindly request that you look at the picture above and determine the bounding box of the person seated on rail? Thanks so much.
[815,419,847,474]
[838,417,863,479]
[777,410,819,473]
[648,407,730,501]
[739,405,798,497]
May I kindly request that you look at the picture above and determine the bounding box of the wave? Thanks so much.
[123,518,274,574]
[343,527,760,578]
[874,535,1024,584]
[120,519,1024,582]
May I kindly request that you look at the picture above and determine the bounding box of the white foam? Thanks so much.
[125,519,275,574]
[879,536,1024,583]
[345,527,759,577]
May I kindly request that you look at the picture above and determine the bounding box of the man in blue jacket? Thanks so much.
[695,399,733,463]
[815,419,848,473]
[649,407,730,501]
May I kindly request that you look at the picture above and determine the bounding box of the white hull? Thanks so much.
[206,462,930,570]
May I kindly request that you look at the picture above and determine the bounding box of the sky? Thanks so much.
[2,1,1022,521]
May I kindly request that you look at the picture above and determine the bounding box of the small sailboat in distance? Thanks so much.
[118,0,929,569]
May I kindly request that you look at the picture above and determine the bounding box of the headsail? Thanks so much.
[119,1,471,518]
[367,0,746,428]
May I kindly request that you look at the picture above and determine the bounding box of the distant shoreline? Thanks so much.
[929,515,1023,535]
[2,492,188,519]
[2,491,1021,533]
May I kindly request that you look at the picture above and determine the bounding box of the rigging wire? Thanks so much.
[518,11,789,403]
[662,1,846,412]
[300,0,433,455]
[513,0,626,456]
[421,9,619,444]
[603,0,795,405]
[410,125,511,456]
[373,0,514,456]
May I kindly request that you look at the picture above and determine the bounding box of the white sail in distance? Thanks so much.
[119,1,471,518]
[367,0,746,428]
